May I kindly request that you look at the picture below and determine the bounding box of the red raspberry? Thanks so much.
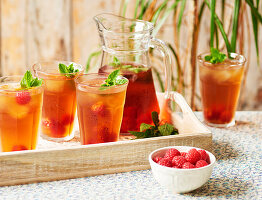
[153,156,163,163]
[164,148,181,161]
[172,156,187,168]
[196,160,209,168]
[172,166,180,168]
[12,145,28,151]
[91,102,106,115]
[16,92,31,105]
[62,114,74,125]
[50,119,66,137]
[157,158,172,167]
[181,152,187,157]
[185,148,201,164]
[198,150,210,164]
[182,162,195,169]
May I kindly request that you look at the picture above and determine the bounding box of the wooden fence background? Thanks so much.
[0,0,261,110]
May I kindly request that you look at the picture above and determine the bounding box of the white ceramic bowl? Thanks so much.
[149,146,216,194]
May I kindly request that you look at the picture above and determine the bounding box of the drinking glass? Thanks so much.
[0,76,43,152]
[75,73,128,144]
[198,53,246,127]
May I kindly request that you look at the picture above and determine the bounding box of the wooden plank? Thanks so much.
[0,132,212,187]
[25,0,71,67]
[1,0,26,75]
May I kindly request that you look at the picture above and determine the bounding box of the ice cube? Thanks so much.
[44,79,65,93]
[8,99,30,119]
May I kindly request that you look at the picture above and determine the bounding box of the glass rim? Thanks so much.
[0,75,43,93]
[197,52,246,67]
[94,13,154,35]
[75,73,129,89]
[32,61,84,77]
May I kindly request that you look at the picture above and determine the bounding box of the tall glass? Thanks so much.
[75,73,128,145]
[33,61,84,141]
[198,53,246,127]
[0,76,43,152]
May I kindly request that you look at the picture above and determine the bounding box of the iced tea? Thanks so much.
[75,73,128,145]
[0,76,43,152]
[198,53,246,127]
[33,61,84,141]
[99,63,160,133]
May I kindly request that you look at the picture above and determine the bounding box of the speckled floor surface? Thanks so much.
[0,112,261,200]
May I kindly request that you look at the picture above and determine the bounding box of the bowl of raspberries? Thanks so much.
[148,146,216,194]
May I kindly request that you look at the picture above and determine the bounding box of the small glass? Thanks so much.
[0,76,43,152]
[75,73,128,145]
[33,61,84,141]
[198,53,246,127]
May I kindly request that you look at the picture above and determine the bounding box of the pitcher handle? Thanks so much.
[166,91,211,134]
[150,38,172,94]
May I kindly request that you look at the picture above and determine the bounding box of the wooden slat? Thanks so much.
[0,132,212,186]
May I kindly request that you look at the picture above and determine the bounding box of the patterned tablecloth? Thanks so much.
[0,111,261,200]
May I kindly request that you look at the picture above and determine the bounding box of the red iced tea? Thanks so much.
[198,54,245,126]
[0,77,43,152]
[33,61,84,141]
[99,64,160,133]
[75,74,128,144]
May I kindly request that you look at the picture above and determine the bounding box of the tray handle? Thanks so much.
[166,91,210,134]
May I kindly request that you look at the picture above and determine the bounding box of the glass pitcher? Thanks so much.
[94,13,209,136]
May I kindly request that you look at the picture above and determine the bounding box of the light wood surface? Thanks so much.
[0,131,212,187]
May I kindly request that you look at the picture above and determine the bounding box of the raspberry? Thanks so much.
[198,150,210,164]
[185,148,201,164]
[172,156,187,168]
[164,148,181,161]
[49,119,66,137]
[91,102,106,115]
[181,152,187,157]
[16,92,31,105]
[157,158,172,167]
[196,160,208,168]
[12,145,28,151]
[182,162,195,169]
[153,156,163,163]
[62,114,74,125]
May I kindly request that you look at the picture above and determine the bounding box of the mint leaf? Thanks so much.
[159,123,175,136]
[116,79,127,85]
[20,70,42,89]
[121,65,132,69]
[152,111,159,127]
[30,78,43,87]
[59,63,79,77]
[129,111,178,139]
[140,123,154,132]
[100,69,127,89]
[204,48,227,64]
[110,56,121,67]
[21,70,33,89]
[108,69,120,82]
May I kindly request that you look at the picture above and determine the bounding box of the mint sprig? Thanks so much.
[129,111,178,139]
[59,63,79,78]
[20,70,42,89]
[100,69,128,89]
[204,48,227,64]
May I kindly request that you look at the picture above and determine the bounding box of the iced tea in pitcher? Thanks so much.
[0,72,43,152]
[94,13,172,134]
[198,52,246,127]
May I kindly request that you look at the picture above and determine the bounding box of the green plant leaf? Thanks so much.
[250,0,260,63]
[205,47,227,63]
[101,69,127,89]
[86,50,101,72]
[59,63,79,78]
[204,0,232,53]
[177,0,186,33]
[128,131,145,139]
[140,123,154,132]
[210,0,216,48]
[134,0,140,18]
[151,111,159,127]
[245,0,262,24]
[20,70,42,89]
[151,0,169,24]
[231,0,241,53]
[159,123,175,136]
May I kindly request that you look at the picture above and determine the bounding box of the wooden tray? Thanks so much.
[0,92,212,186]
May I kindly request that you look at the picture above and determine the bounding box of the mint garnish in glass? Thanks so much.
[204,47,227,64]
[59,63,79,78]
[100,69,128,90]
[20,71,42,89]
